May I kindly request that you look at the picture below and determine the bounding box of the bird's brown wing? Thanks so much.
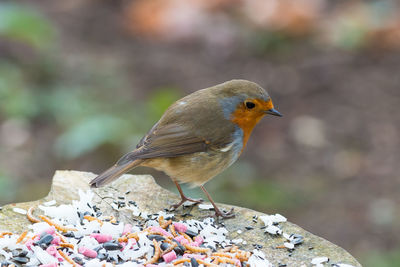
[116,122,213,165]
[90,121,232,188]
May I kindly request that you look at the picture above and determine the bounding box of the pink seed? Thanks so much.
[183,253,206,260]
[162,250,177,263]
[44,226,56,235]
[39,264,58,267]
[174,235,188,245]
[46,245,58,257]
[78,246,98,258]
[148,226,173,238]
[46,245,63,262]
[194,235,203,245]
[90,233,113,243]
[25,239,34,250]
[173,222,187,233]
[122,224,132,235]
[51,236,61,245]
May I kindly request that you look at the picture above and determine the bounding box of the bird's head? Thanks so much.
[216,79,282,148]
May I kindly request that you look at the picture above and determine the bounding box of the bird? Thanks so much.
[90,79,282,218]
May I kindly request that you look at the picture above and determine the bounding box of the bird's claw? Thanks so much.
[169,197,203,211]
[215,207,235,219]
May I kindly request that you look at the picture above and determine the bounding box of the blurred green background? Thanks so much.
[1,0,400,265]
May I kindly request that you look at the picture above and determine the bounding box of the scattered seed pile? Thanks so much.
[0,190,357,267]
[0,191,272,266]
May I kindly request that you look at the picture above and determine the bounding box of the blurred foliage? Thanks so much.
[0,3,55,50]
[0,63,39,119]
[147,88,182,120]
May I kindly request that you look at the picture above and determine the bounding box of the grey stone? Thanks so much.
[0,170,361,266]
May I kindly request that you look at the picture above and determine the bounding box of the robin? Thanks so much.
[90,79,282,218]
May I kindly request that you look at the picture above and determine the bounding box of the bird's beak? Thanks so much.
[265,108,282,117]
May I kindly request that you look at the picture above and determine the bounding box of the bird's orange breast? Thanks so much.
[230,99,274,151]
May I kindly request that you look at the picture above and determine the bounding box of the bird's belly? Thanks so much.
[142,150,238,186]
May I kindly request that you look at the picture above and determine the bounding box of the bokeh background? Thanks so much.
[1,0,400,265]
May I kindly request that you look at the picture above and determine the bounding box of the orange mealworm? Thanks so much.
[83,215,103,226]
[211,256,240,267]
[58,249,76,266]
[169,224,177,237]
[16,230,28,244]
[162,219,172,229]
[0,232,13,238]
[127,232,139,240]
[158,216,172,229]
[218,246,232,253]
[183,243,210,253]
[212,252,232,258]
[235,250,251,262]
[173,258,216,267]
[27,207,40,223]
[173,258,191,265]
[197,259,219,267]
[158,216,165,226]
[39,215,77,232]
[229,245,239,253]
[118,236,128,243]
[54,232,67,243]
[145,239,161,265]
[59,242,74,249]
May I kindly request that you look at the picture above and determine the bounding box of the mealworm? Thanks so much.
[158,216,172,229]
[145,239,161,265]
[118,236,128,243]
[55,232,67,243]
[158,216,165,226]
[0,232,13,238]
[173,258,190,265]
[197,259,219,267]
[39,215,77,232]
[235,250,251,262]
[212,256,241,267]
[16,230,28,244]
[169,224,177,237]
[27,207,40,223]
[58,249,76,266]
[183,243,210,253]
[173,258,216,267]
[59,242,74,249]
[127,232,139,240]
[83,215,103,226]
[212,252,232,258]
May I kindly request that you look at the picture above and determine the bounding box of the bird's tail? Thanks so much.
[89,158,143,188]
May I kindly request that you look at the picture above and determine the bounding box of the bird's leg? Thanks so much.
[170,181,203,210]
[200,185,235,218]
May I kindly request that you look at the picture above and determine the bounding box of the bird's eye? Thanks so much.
[245,101,256,109]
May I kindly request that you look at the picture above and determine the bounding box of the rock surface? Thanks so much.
[0,170,361,266]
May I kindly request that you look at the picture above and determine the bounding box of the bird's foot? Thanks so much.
[169,197,203,211]
[214,207,235,219]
